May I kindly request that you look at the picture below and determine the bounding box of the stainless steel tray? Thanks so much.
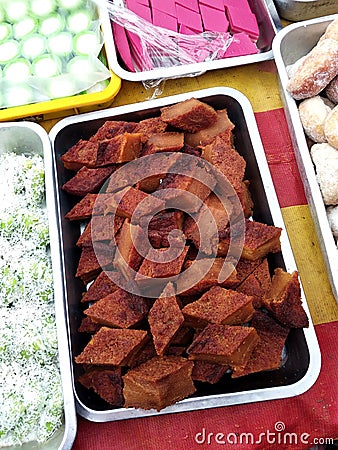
[107,0,282,81]
[49,87,321,422]
[272,15,338,302]
[273,0,338,21]
[0,123,76,448]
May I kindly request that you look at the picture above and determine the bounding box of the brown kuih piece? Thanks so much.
[232,310,290,378]
[133,116,168,139]
[183,193,232,255]
[76,215,124,247]
[81,270,121,303]
[218,219,282,261]
[61,139,99,170]
[182,286,255,328]
[75,327,149,366]
[185,109,235,147]
[78,316,102,334]
[187,323,259,368]
[191,360,230,384]
[148,282,185,356]
[236,257,272,309]
[96,133,143,166]
[89,120,137,142]
[140,210,184,249]
[178,258,238,296]
[75,242,115,284]
[160,98,218,132]
[84,287,149,329]
[65,193,115,220]
[78,367,124,406]
[262,268,309,328]
[62,166,115,197]
[114,220,146,273]
[201,135,246,204]
[141,132,184,156]
[123,355,196,411]
[104,186,165,222]
[136,246,189,281]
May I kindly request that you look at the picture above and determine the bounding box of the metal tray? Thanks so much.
[49,87,321,421]
[273,0,338,21]
[0,123,76,448]
[107,0,282,82]
[272,15,338,302]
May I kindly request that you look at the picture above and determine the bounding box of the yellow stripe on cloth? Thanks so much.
[282,204,338,325]
[112,61,283,113]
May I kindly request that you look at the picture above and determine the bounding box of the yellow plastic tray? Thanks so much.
[0,2,122,122]
[0,71,121,122]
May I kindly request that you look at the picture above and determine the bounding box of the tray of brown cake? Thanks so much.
[273,15,338,302]
[49,87,321,421]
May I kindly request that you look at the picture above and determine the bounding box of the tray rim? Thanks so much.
[0,121,77,449]
[272,14,338,303]
[49,86,321,422]
[104,0,282,82]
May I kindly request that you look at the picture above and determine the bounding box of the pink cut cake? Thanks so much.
[223,0,250,8]
[179,24,198,35]
[200,0,225,11]
[152,8,178,31]
[199,4,229,32]
[175,0,199,12]
[176,4,203,32]
[222,32,258,57]
[113,23,135,72]
[225,4,259,41]
[150,0,177,16]
[125,0,152,22]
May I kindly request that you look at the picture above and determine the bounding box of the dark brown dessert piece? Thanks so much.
[236,258,272,308]
[187,323,259,368]
[191,360,229,384]
[75,327,149,366]
[185,109,235,147]
[76,215,124,247]
[89,120,137,142]
[78,367,124,406]
[160,98,217,132]
[182,286,254,328]
[262,268,309,328]
[61,139,99,170]
[81,270,121,303]
[140,210,184,248]
[218,219,282,261]
[96,133,143,166]
[141,132,184,156]
[104,186,165,222]
[84,287,149,329]
[62,166,115,197]
[148,283,185,356]
[123,355,196,411]
[76,242,114,284]
[177,258,238,296]
[232,310,290,377]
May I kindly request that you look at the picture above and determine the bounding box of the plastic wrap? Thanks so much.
[0,0,111,109]
[105,0,233,95]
